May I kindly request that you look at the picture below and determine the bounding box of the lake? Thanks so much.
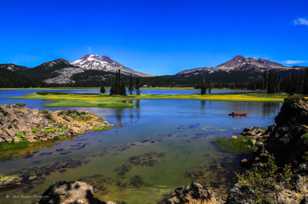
[0,88,281,204]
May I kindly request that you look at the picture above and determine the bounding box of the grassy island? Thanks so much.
[19,92,289,108]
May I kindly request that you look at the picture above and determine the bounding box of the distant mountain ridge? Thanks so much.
[0,64,28,71]
[217,55,284,72]
[177,55,286,77]
[0,54,306,88]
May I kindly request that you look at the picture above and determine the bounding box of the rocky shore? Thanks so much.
[226,96,308,204]
[0,104,110,144]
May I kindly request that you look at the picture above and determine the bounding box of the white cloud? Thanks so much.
[293,17,308,26]
[284,60,305,65]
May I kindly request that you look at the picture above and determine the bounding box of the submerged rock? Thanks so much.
[115,152,165,176]
[0,104,110,144]
[39,181,115,204]
[159,182,219,204]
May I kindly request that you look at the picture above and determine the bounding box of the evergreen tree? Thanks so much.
[199,73,207,95]
[304,69,308,94]
[135,77,141,95]
[100,86,106,94]
[208,81,212,94]
[128,74,134,95]
[267,70,280,94]
[110,69,126,96]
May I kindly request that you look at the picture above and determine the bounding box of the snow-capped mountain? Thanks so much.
[0,64,27,71]
[217,55,285,72]
[72,54,148,77]
[177,55,286,77]
[38,55,149,84]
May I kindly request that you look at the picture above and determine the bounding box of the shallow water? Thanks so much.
[0,89,280,203]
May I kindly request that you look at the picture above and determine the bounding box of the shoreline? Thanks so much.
[0,105,111,157]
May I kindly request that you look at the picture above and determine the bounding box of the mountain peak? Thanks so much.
[217,55,284,72]
[72,54,149,77]
[34,58,72,70]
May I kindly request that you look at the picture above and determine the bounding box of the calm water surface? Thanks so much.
[0,89,280,204]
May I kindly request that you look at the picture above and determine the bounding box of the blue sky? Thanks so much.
[0,0,307,75]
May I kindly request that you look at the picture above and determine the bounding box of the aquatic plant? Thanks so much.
[214,136,255,154]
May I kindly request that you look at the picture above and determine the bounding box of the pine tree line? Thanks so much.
[100,70,142,96]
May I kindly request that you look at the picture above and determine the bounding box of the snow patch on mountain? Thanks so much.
[72,54,148,77]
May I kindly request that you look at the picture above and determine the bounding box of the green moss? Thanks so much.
[214,136,255,154]
[15,131,26,139]
[0,141,30,151]
[302,133,308,142]
[93,125,112,131]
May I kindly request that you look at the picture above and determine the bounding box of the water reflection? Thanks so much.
[200,100,206,111]
[262,102,281,117]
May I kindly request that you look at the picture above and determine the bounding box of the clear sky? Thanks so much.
[0,0,307,75]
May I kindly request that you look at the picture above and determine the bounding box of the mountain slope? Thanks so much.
[217,55,285,72]
[177,56,286,77]
[0,64,28,71]
[72,54,149,77]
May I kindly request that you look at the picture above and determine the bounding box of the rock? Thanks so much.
[294,175,308,194]
[159,182,219,204]
[0,175,23,189]
[277,189,304,204]
[240,158,249,167]
[129,175,144,188]
[0,104,110,145]
[266,97,308,164]
[240,127,268,140]
[226,183,257,204]
[300,196,308,204]
[39,181,113,204]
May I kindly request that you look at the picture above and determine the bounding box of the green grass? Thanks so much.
[19,92,287,109]
[21,92,135,108]
[136,93,286,102]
